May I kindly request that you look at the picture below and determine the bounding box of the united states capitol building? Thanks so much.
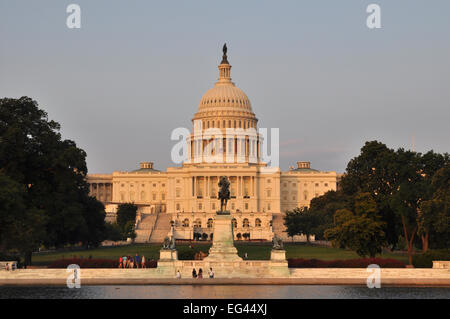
[87,46,338,243]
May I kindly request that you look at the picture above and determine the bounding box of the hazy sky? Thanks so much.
[1,0,449,174]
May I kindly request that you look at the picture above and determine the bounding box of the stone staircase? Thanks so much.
[272,213,309,242]
[134,214,157,243]
[149,213,172,243]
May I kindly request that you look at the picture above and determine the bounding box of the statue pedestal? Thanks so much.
[159,249,178,261]
[205,213,242,261]
[269,249,289,277]
[270,249,286,261]
[157,249,178,277]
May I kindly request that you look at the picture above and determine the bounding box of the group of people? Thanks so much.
[175,267,214,279]
[3,263,16,271]
[190,267,214,279]
[118,254,146,268]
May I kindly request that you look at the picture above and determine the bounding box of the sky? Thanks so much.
[1,0,449,174]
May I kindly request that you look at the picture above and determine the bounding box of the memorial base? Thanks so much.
[205,213,242,261]
[269,249,290,277]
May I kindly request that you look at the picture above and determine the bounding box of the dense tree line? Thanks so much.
[110,203,137,241]
[285,141,449,264]
[0,97,107,265]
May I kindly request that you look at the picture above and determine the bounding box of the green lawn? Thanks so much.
[32,242,409,265]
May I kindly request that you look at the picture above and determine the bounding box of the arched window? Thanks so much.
[182,218,189,227]
[255,218,262,227]
[194,219,202,228]
[207,218,214,228]
[232,218,237,228]
[243,218,249,228]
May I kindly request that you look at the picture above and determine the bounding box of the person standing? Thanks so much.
[129,257,134,268]
[123,256,127,268]
[192,268,197,278]
[176,270,181,279]
[135,253,141,269]
[119,256,123,268]
[141,255,146,268]
[198,268,203,279]
[209,268,214,278]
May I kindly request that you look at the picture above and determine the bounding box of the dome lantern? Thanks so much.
[218,43,231,82]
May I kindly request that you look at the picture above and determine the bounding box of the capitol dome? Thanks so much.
[192,44,258,129]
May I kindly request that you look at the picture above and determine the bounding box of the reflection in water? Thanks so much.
[1,285,450,299]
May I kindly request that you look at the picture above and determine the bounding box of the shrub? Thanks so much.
[47,258,157,268]
[178,250,196,260]
[412,250,450,268]
[288,258,405,268]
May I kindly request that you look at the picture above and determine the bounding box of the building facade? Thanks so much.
[87,47,337,242]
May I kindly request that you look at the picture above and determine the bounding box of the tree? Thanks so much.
[104,222,123,242]
[116,203,137,231]
[0,172,46,265]
[308,190,348,240]
[325,193,386,257]
[0,97,106,264]
[284,207,318,242]
[340,141,401,249]
[389,149,449,264]
[123,220,136,241]
[283,210,301,240]
[339,141,448,261]
[418,164,450,251]
[80,196,106,248]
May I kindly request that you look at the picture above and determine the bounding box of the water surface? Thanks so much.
[1,285,449,299]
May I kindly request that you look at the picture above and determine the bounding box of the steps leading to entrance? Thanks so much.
[149,213,172,243]
[134,214,157,243]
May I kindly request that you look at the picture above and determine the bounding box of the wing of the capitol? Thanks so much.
[86,47,339,243]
